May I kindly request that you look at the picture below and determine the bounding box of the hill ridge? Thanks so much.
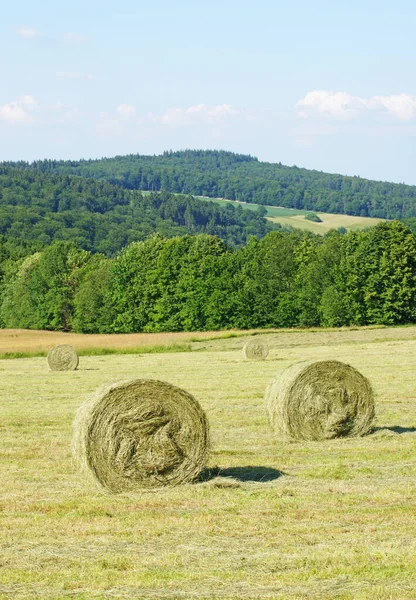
[3,149,416,220]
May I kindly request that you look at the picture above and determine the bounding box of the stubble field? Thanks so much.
[1,326,415,599]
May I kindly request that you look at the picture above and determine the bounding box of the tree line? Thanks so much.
[1,221,415,333]
[6,149,416,220]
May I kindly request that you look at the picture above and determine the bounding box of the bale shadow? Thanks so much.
[372,426,416,435]
[201,465,283,483]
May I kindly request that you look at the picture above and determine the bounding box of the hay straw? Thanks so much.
[243,338,269,360]
[265,360,375,441]
[47,344,79,371]
[73,379,210,492]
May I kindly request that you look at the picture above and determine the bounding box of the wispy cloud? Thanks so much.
[96,103,241,136]
[17,26,39,39]
[297,90,416,121]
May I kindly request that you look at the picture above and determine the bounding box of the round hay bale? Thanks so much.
[243,338,269,360]
[47,344,79,371]
[265,360,375,441]
[73,379,210,492]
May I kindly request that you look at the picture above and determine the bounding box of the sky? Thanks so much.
[1,0,416,184]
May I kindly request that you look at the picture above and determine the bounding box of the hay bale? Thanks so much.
[243,338,269,360]
[73,379,210,492]
[265,360,375,441]
[47,344,79,371]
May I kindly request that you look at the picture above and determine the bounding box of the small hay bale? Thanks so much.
[73,379,210,492]
[243,338,269,360]
[265,360,375,441]
[47,344,79,371]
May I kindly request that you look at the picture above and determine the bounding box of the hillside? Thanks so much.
[0,166,281,256]
[6,149,416,220]
[195,196,386,233]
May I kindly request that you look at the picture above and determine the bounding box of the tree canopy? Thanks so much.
[6,149,416,219]
[0,165,283,256]
[2,222,415,333]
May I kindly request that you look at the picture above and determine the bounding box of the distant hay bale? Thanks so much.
[47,344,79,371]
[73,379,210,492]
[243,338,269,360]
[265,360,375,441]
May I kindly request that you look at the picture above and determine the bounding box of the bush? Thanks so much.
[305,212,323,223]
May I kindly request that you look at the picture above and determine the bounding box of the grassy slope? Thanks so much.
[196,195,386,234]
[1,327,416,599]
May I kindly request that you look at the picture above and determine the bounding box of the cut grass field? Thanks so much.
[266,212,385,234]
[196,196,386,234]
[1,326,416,598]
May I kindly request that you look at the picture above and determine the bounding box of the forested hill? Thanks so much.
[6,149,416,219]
[0,166,281,256]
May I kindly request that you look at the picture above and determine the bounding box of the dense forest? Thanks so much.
[5,150,416,220]
[0,166,282,256]
[1,222,415,333]
[2,152,416,334]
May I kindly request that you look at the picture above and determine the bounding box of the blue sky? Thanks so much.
[1,0,415,183]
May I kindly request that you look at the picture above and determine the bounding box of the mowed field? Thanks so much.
[196,196,386,234]
[266,213,385,235]
[1,327,416,599]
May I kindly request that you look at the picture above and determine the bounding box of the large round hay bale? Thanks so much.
[47,344,79,371]
[265,360,375,441]
[73,379,210,492]
[243,338,269,360]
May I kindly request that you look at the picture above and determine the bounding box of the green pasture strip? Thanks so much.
[78,343,191,356]
[196,195,306,216]
[0,351,46,359]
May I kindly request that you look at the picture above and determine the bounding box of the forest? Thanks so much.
[5,149,416,220]
[0,166,281,257]
[1,221,415,333]
[2,153,416,335]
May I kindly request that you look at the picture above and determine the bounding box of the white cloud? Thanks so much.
[297,90,416,122]
[297,91,366,120]
[116,104,136,119]
[367,94,416,121]
[0,95,37,124]
[161,103,238,127]
[0,96,81,127]
[17,26,39,39]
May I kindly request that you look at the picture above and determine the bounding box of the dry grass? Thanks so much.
[0,328,275,355]
[73,379,210,491]
[1,324,414,356]
[1,326,416,598]
[266,360,375,441]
